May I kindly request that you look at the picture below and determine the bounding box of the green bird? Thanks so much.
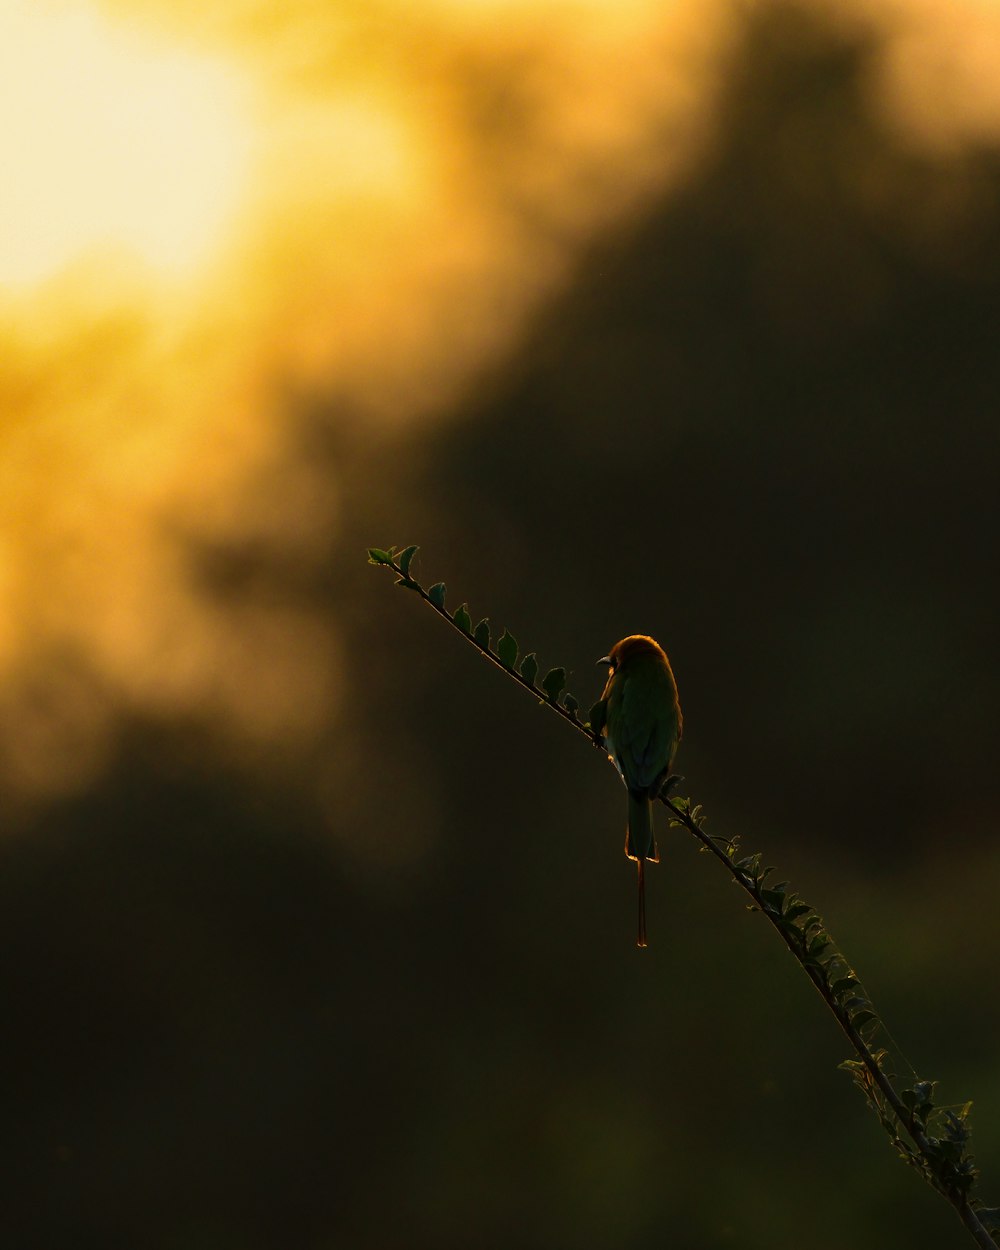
[595,635,683,948]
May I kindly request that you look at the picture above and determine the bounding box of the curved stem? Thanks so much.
[374,550,997,1249]
[661,798,995,1249]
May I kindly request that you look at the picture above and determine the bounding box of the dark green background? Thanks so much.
[4,5,999,1246]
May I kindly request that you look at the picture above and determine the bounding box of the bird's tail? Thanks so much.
[625,791,658,863]
[626,791,658,948]
[637,858,648,948]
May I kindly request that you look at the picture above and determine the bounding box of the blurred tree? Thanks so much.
[4,4,1000,1248]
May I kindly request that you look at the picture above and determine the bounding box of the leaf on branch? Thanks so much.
[975,1207,1000,1231]
[428,582,447,609]
[868,1047,890,1072]
[851,1009,878,1033]
[395,576,420,591]
[589,700,607,738]
[519,653,538,685]
[396,545,419,576]
[736,852,762,878]
[542,667,566,701]
[454,603,472,633]
[661,774,683,799]
[943,1110,971,1141]
[563,693,579,716]
[474,619,491,649]
[367,547,393,565]
[497,630,518,669]
[901,1081,935,1121]
[760,886,787,913]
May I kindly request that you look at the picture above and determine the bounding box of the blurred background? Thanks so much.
[2,0,999,1245]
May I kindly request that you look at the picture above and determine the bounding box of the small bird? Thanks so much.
[595,635,682,948]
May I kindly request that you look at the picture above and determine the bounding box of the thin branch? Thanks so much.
[663,797,996,1250]
[369,545,997,1249]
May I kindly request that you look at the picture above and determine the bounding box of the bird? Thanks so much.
[594,635,682,948]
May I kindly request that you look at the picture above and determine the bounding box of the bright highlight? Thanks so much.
[0,1,252,288]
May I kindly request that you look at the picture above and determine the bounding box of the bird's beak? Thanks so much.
[596,655,612,667]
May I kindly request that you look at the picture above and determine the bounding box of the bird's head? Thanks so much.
[596,634,667,672]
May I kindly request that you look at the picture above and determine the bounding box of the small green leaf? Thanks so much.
[454,603,472,633]
[760,887,787,913]
[473,619,491,648]
[563,693,578,715]
[784,901,813,922]
[497,630,518,669]
[851,1010,877,1032]
[519,653,538,685]
[367,547,392,564]
[943,1111,970,1140]
[542,667,566,701]
[428,582,446,609]
[831,976,859,999]
[396,545,419,576]
[808,933,831,957]
[952,1100,972,1122]
[868,1047,890,1072]
[589,700,607,737]
[395,576,420,591]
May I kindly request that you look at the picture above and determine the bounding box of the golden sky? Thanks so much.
[0,0,998,808]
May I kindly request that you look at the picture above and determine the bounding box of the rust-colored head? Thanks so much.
[596,634,668,672]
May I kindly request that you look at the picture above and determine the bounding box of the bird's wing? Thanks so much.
[616,668,678,790]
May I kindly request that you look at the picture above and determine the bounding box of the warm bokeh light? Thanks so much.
[0,0,252,287]
[7,8,1000,1247]
[3,0,1000,810]
[871,0,1000,150]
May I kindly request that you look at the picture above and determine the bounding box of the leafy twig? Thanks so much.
[368,544,998,1249]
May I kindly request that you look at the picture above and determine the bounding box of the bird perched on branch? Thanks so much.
[594,635,682,948]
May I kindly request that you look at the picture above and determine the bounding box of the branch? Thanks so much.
[368,544,998,1249]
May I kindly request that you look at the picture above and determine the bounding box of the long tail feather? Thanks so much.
[637,858,648,948]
